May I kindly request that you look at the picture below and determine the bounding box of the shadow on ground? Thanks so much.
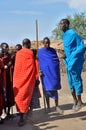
[0,103,86,130]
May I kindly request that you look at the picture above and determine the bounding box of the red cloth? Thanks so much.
[35,59,41,98]
[0,58,6,115]
[35,59,39,80]
[2,53,14,107]
[13,48,36,113]
[0,95,4,115]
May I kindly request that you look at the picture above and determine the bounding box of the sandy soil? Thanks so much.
[0,72,86,130]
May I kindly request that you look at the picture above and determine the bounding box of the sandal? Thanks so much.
[56,107,64,115]
[74,102,85,112]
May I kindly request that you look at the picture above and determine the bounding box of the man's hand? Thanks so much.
[39,70,44,77]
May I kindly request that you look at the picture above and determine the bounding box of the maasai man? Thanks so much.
[15,44,22,53]
[0,46,5,124]
[1,43,14,118]
[10,43,22,75]
[38,37,63,114]
[60,19,85,111]
[29,49,41,114]
[13,38,36,126]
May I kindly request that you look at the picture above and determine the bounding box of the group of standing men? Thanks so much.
[0,18,85,127]
[0,43,22,123]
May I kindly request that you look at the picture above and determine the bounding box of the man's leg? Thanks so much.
[75,94,84,111]
[55,99,58,107]
[0,117,4,124]
[18,113,25,126]
[5,106,11,119]
[77,95,83,104]
[0,109,4,124]
[7,106,10,116]
[46,97,50,109]
[71,90,78,110]
[55,98,63,114]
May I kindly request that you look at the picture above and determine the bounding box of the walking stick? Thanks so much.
[36,20,38,50]
[36,20,47,112]
[40,77,47,112]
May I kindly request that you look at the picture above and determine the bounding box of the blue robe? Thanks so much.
[62,29,85,95]
[38,47,61,92]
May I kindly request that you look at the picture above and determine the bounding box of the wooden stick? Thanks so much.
[40,78,47,112]
[36,20,38,50]
[35,20,46,112]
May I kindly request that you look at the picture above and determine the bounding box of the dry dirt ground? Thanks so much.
[0,72,86,130]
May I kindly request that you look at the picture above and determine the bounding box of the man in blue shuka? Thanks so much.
[38,37,63,114]
[60,19,85,112]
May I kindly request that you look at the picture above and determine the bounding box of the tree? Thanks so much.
[52,12,86,40]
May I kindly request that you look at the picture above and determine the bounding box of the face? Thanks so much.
[43,39,50,48]
[15,45,22,52]
[60,20,69,32]
[2,44,9,54]
[15,46,19,52]
[0,47,3,55]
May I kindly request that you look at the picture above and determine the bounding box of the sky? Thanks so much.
[0,0,86,46]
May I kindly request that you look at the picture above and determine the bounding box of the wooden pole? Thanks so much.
[35,20,47,112]
[36,20,38,50]
[41,78,47,112]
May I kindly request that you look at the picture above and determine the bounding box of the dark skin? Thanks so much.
[60,19,69,59]
[1,43,9,55]
[60,19,69,32]
[15,44,22,52]
[0,47,3,58]
[22,38,31,49]
[43,38,50,48]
